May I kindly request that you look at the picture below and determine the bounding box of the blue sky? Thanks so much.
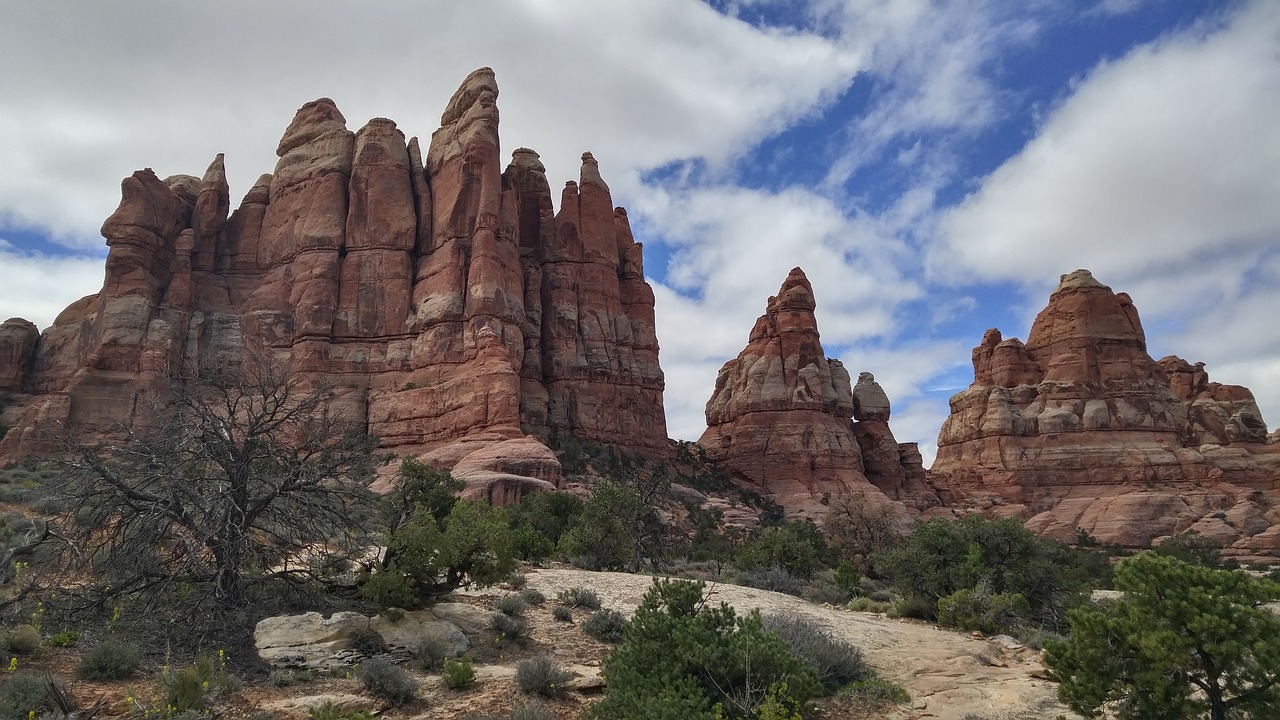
[2,0,1277,463]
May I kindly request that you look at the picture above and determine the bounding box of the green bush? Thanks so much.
[839,678,911,708]
[357,657,418,707]
[847,597,893,613]
[491,613,529,648]
[2,625,41,656]
[581,609,627,643]
[552,606,573,623]
[362,460,515,610]
[496,594,527,617]
[505,572,528,589]
[508,491,584,562]
[269,669,313,687]
[443,656,476,690]
[890,595,934,620]
[160,652,239,713]
[586,578,820,720]
[936,587,1030,635]
[734,520,835,581]
[347,627,387,656]
[873,516,1089,631]
[762,615,871,692]
[0,672,59,718]
[518,588,545,606]
[43,630,78,648]
[556,586,601,610]
[415,637,450,672]
[735,567,804,596]
[515,654,572,698]
[78,637,142,680]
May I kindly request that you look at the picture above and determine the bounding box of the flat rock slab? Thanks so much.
[255,604,490,669]
[262,693,374,714]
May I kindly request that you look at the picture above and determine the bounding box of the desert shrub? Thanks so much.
[586,578,820,720]
[362,459,515,610]
[505,572,528,589]
[802,578,850,605]
[736,566,804,596]
[839,678,911,708]
[508,491,584,562]
[870,589,894,603]
[515,654,573,698]
[734,520,835,581]
[2,625,40,656]
[347,627,387,656]
[77,637,141,680]
[269,669,310,687]
[415,637,450,672]
[443,656,476,690]
[160,652,239,713]
[559,470,669,572]
[357,657,418,707]
[519,588,545,606]
[936,587,1030,635]
[833,563,862,597]
[847,597,893,613]
[873,516,1089,631]
[824,492,908,573]
[491,613,530,648]
[0,672,60,718]
[552,606,573,623]
[556,586,601,610]
[310,700,376,720]
[496,594,527,617]
[762,615,871,692]
[890,595,934,620]
[1151,530,1238,570]
[581,609,626,643]
[43,630,77,648]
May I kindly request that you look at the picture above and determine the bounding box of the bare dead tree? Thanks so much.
[48,359,381,615]
[823,491,909,574]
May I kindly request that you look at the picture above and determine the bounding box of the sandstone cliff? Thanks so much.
[0,69,667,502]
[930,269,1280,558]
[697,267,933,517]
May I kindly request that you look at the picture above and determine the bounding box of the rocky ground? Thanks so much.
[22,566,1076,720]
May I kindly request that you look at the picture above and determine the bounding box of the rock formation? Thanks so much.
[931,269,1280,559]
[697,267,932,516]
[0,68,667,502]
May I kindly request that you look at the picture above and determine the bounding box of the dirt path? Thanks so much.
[521,568,1076,720]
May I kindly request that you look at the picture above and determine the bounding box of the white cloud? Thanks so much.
[933,0,1280,434]
[0,0,861,247]
[0,244,105,331]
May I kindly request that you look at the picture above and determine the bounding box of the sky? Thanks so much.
[1,0,1277,465]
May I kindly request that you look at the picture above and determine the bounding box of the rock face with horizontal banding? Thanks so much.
[930,269,1280,560]
[0,69,667,502]
[697,267,934,517]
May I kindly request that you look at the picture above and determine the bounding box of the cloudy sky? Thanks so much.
[2,0,1277,464]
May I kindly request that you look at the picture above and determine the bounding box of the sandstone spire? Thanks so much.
[0,69,669,500]
[698,267,927,515]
